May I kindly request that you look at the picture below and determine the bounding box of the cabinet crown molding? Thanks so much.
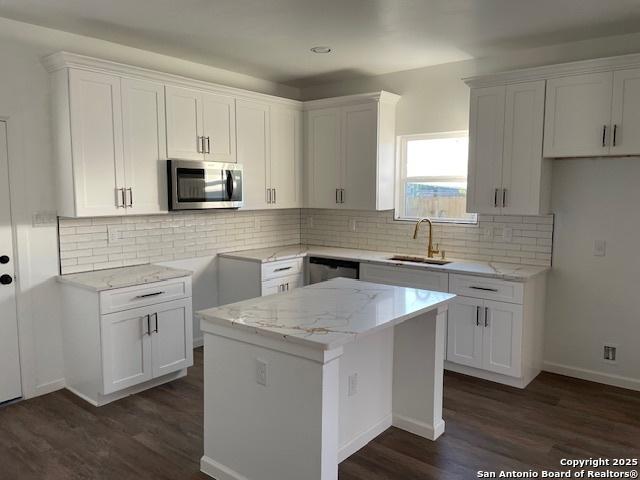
[42,51,303,108]
[464,52,640,88]
[303,91,401,110]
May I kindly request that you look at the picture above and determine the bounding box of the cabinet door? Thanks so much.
[306,108,341,208]
[69,69,125,216]
[261,273,303,296]
[446,296,484,368]
[236,99,270,209]
[151,298,193,378]
[341,103,378,210]
[202,92,236,163]
[610,68,640,156]
[165,85,204,160]
[269,105,303,208]
[544,72,613,157]
[467,86,505,214]
[481,301,522,377]
[501,81,546,215]
[121,78,168,215]
[101,307,153,394]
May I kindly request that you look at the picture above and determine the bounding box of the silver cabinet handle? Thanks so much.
[602,125,607,147]
[153,312,158,333]
[476,306,480,326]
[116,188,126,208]
[336,188,340,204]
[145,314,151,335]
[484,307,489,327]
[494,188,499,208]
[469,286,499,293]
[502,188,506,208]
[341,189,345,204]
[267,188,272,204]
[197,136,202,153]
[272,188,276,204]
[206,136,211,154]
[613,124,618,147]
[126,188,133,207]
[135,291,165,299]
[286,282,289,291]
[274,266,292,272]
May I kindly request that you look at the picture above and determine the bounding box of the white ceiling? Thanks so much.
[1,0,640,87]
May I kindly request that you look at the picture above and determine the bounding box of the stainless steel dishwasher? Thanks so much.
[308,257,359,284]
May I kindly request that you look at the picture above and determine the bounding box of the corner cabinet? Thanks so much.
[49,67,168,217]
[236,100,303,210]
[305,92,400,210]
[59,275,194,406]
[466,81,550,215]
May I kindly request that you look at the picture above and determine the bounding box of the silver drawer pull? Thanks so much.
[273,266,292,272]
[469,286,498,293]
[135,291,165,299]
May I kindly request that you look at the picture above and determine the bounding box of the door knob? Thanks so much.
[0,255,9,264]
[0,274,13,285]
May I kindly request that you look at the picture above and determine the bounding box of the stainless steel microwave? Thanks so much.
[167,160,243,210]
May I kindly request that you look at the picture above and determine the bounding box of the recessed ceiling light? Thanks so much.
[310,46,332,54]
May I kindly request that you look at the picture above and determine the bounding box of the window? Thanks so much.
[396,131,476,224]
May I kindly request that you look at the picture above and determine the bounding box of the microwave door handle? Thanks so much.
[225,170,234,200]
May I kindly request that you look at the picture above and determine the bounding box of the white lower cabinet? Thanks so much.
[60,276,193,405]
[446,296,484,368]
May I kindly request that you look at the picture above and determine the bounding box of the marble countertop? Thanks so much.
[197,277,455,351]
[57,264,192,292]
[218,244,549,282]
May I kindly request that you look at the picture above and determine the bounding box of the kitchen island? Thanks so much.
[197,277,455,480]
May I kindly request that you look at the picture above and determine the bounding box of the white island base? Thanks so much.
[197,278,454,480]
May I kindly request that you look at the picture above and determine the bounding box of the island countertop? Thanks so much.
[197,277,455,351]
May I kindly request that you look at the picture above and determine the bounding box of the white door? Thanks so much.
[481,301,523,377]
[69,69,125,216]
[121,78,168,215]
[341,103,378,210]
[202,92,236,163]
[501,81,546,215]
[467,86,505,214]
[446,296,483,368]
[544,72,613,157]
[610,68,640,156]
[236,99,270,209]
[151,298,193,378]
[269,105,302,208]
[306,108,341,208]
[0,122,21,403]
[165,85,204,160]
[101,306,153,394]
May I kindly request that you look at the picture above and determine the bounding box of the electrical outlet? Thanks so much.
[502,226,513,242]
[593,240,606,257]
[256,359,268,386]
[107,226,122,243]
[32,211,57,227]
[349,219,357,232]
[348,373,358,397]
[603,345,617,363]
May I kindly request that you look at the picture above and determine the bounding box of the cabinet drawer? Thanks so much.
[262,273,303,296]
[100,277,192,315]
[449,274,523,304]
[261,258,303,281]
[360,263,449,292]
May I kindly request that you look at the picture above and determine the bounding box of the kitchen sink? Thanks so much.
[388,255,451,265]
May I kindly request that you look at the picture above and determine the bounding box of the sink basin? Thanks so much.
[388,255,451,265]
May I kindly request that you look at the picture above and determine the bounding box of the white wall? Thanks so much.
[0,17,298,398]
[301,32,640,390]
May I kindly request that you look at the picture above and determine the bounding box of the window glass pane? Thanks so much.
[404,181,476,222]
[406,136,468,178]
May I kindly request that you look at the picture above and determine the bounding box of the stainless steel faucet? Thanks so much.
[413,218,440,259]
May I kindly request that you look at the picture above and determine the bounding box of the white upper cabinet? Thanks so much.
[610,68,640,156]
[236,99,270,210]
[269,105,303,209]
[67,69,125,217]
[544,72,613,158]
[165,86,236,163]
[121,78,168,215]
[305,92,400,210]
[467,81,548,215]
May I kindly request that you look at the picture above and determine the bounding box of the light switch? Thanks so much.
[593,240,606,257]
[349,219,357,232]
[348,373,358,396]
[256,359,267,386]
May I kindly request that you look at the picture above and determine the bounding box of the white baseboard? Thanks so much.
[444,361,530,389]
[193,336,204,348]
[31,378,65,398]
[200,456,249,480]
[392,413,445,441]
[543,361,640,392]
[338,414,392,463]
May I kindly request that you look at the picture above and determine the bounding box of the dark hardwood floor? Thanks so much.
[1,348,638,479]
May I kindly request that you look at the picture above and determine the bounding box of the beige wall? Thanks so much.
[301,32,640,390]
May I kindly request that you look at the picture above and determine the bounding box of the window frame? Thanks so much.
[395,131,477,225]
